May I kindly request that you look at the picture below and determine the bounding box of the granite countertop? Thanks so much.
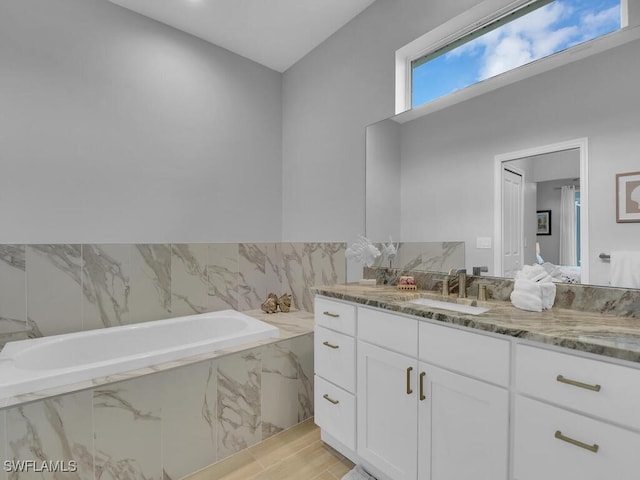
[0,309,314,409]
[312,284,640,364]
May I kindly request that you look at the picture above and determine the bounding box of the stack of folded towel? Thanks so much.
[510,265,556,312]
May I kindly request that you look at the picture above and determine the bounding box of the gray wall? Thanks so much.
[0,0,283,244]
[536,180,563,265]
[366,119,401,241]
[281,0,482,250]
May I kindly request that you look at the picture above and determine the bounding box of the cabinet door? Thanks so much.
[357,341,418,480]
[418,363,509,480]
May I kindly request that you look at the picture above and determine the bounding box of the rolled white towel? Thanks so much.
[519,264,553,283]
[540,282,557,310]
[510,279,543,312]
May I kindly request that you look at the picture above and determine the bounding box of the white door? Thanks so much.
[357,341,418,480]
[418,363,509,480]
[502,166,524,277]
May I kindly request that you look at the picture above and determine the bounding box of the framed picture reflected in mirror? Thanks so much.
[537,210,551,235]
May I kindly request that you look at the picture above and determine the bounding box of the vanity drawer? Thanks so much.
[315,375,356,450]
[315,297,356,335]
[516,344,640,429]
[419,321,510,386]
[513,395,640,480]
[357,307,418,357]
[315,326,356,392]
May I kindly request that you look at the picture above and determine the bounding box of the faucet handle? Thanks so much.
[472,266,488,276]
[477,283,488,301]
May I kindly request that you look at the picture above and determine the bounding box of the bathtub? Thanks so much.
[0,310,279,399]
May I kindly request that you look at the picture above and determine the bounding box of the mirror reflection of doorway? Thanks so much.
[502,166,524,278]
[494,139,589,283]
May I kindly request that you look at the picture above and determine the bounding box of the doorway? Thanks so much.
[493,138,589,283]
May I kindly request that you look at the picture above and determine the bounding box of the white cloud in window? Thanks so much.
[579,5,620,40]
[446,1,620,81]
[480,36,533,79]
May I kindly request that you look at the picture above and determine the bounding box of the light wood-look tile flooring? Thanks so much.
[185,418,354,480]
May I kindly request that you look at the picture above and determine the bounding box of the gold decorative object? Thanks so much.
[261,293,279,314]
[278,293,292,312]
[260,292,292,313]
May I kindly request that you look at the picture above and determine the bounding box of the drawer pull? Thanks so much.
[323,394,339,405]
[419,372,426,401]
[554,430,599,453]
[323,311,340,318]
[556,375,601,392]
[322,341,340,349]
[406,367,413,395]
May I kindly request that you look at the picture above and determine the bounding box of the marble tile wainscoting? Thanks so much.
[0,332,313,480]
[0,243,346,343]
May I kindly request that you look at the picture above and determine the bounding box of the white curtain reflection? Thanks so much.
[559,185,577,265]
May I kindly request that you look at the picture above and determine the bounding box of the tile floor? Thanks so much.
[185,418,354,480]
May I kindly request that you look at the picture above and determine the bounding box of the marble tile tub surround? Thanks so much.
[0,242,346,342]
[0,313,314,480]
[365,266,640,319]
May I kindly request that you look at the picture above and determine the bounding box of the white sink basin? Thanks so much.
[408,298,489,316]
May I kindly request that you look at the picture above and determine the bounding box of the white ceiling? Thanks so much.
[108,0,376,72]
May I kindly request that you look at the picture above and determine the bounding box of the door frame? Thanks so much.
[501,164,525,278]
[493,138,589,282]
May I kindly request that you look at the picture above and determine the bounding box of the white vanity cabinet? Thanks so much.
[417,321,510,480]
[357,308,419,480]
[314,297,357,451]
[513,344,640,480]
[355,306,509,480]
[314,293,640,480]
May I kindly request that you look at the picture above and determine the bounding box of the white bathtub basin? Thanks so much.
[0,310,279,399]
[408,298,490,315]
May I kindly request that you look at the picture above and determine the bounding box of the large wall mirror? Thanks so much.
[365,33,640,288]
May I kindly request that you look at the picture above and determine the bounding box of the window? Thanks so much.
[409,0,623,109]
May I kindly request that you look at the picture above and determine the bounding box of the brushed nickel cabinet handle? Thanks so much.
[554,430,599,453]
[556,375,602,392]
[323,394,339,405]
[322,341,339,349]
[419,372,426,401]
[323,311,340,318]
[406,367,414,395]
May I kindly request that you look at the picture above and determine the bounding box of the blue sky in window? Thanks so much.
[412,0,621,107]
